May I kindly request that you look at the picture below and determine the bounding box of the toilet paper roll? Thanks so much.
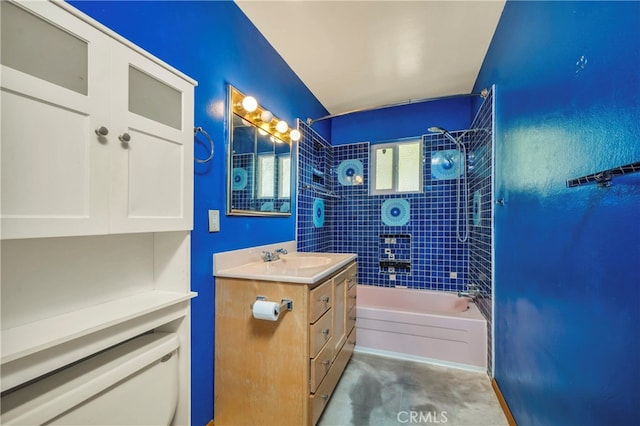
[252,300,281,321]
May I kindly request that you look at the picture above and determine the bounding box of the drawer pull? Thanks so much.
[322,359,331,367]
[321,328,330,336]
[320,295,330,303]
[320,394,329,401]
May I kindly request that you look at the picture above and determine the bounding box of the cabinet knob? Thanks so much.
[95,126,109,137]
[119,133,131,144]
[320,394,329,401]
[320,295,330,304]
[322,359,331,367]
[321,328,330,336]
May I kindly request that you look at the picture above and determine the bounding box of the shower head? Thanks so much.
[428,126,447,134]
[428,126,462,147]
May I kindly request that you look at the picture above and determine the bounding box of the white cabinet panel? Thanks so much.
[0,1,111,239]
[2,92,98,217]
[0,0,195,239]
[109,45,194,233]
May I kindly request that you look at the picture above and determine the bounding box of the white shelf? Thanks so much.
[1,290,197,365]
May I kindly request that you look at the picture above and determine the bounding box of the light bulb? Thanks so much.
[275,120,288,133]
[261,110,273,123]
[241,96,258,112]
[289,129,301,142]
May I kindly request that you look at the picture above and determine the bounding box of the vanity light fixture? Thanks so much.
[261,110,273,123]
[289,129,301,142]
[230,85,300,144]
[241,95,258,113]
[275,120,288,133]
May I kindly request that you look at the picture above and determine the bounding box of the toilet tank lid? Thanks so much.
[1,332,179,425]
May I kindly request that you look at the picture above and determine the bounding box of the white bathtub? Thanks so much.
[355,285,487,371]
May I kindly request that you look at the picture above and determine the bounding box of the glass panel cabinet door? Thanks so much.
[0,1,111,239]
[109,44,194,233]
[1,1,88,95]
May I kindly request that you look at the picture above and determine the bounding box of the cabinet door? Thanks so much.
[0,1,111,239]
[108,45,194,233]
[331,274,347,357]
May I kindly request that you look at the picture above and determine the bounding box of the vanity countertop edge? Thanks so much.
[214,251,357,285]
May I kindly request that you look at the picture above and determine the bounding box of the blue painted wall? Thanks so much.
[68,2,328,424]
[474,1,640,424]
[330,97,472,145]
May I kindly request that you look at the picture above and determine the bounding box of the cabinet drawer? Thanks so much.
[346,305,356,334]
[309,340,334,393]
[309,279,332,323]
[309,359,339,426]
[345,263,357,290]
[346,282,357,313]
[309,310,332,358]
[309,328,357,426]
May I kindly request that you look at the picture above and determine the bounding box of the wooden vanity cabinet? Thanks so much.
[214,261,357,426]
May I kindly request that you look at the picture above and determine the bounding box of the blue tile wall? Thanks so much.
[296,123,499,295]
[467,88,494,376]
[296,120,333,253]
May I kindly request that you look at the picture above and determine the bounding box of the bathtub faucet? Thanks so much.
[457,285,481,302]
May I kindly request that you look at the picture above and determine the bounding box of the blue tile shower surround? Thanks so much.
[297,120,333,253]
[297,126,482,292]
[467,88,494,376]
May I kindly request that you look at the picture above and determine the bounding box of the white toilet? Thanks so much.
[1,332,180,425]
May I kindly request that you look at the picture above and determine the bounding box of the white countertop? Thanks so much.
[213,242,356,284]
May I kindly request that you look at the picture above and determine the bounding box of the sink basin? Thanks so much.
[280,256,332,269]
[214,247,357,284]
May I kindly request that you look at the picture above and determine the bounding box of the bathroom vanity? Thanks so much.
[214,245,357,425]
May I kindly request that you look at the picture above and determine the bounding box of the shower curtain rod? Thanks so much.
[306,91,486,125]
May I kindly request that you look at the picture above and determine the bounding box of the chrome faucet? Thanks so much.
[457,284,481,301]
[262,248,288,262]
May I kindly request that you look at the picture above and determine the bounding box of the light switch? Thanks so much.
[208,210,220,232]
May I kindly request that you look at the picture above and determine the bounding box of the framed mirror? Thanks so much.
[226,85,297,216]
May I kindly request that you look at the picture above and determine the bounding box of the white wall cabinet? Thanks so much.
[0,2,197,425]
[0,0,195,240]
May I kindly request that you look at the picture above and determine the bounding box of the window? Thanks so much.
[370,138,423,195]
[278,155,291,198]
[256,155,275,198]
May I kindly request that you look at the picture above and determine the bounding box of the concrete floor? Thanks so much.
[318,351,508,426]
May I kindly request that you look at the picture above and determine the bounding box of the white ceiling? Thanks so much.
[236,0,506,118]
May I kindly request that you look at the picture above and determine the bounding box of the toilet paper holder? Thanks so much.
[251,295,293,312]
